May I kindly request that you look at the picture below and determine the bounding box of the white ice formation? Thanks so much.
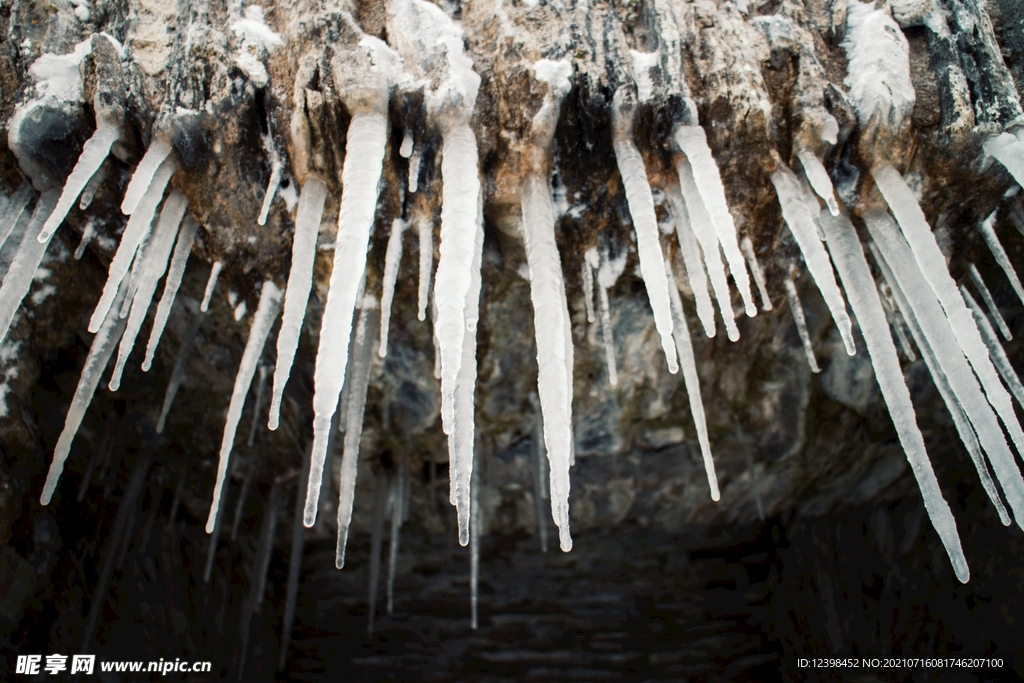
[977,208,1024,308]
[797,148,840,217]
[740,236,773,312]
[143,215,199,371]
[380,218,407,357]
[666,183,716,337]
[269,178,327,430]
[842,1,915,130]
[39,122,119,242]
[784,277,821,374]
[206,282,283,533]
[200,260,223,312]
[0,189,60,344]
[962,287,1024,412]
[967,263,1012,342]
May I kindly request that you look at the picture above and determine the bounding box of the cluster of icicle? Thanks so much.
[8,0,1024,631]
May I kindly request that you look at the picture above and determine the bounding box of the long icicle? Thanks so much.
[0,184,33,252]
[40,280,129,504]
[740,236,773,312]
[596,269,618,387]
[674,125,757,317]
[0,189,60,344]
[379,218,407,357]
[417,218,433,322]
[581,250,596,325]
[879,282,917,361]
[307,112,388,528]
[611,91,679,374]
[771,165,856,355]
[435,121,482,437]
[156,310,203,433]
[90,158,176,331]
[109,191,188,390]
[528,392,549,552]
[520,169,574,551]
[872,163,1024,466]
[269,178,327,430]
[877,247,1011,526]
[38,123,119,242]
[206,282,283,533]
[977,209,1024,308]
[121,137,173,215]
[674,157,740,340]
[666,183,716,337]
[784,277,821,373]
[963,286,1024,411]
[142,215,199,370]
[819,210,970,582]
[967,263,1012,341]
[666,257,720,500]
[336,298,380,568]
[449,206,485,545]
[279,445,310,671]
[864,209,1024,529]
[469,450,480,630]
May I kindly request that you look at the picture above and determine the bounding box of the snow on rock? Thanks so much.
[269,178,327,430]
[771,164,856,355]
[673,126,756,317]
[820,210,969,581]
[842,1,915,130]
[206,282,283,534]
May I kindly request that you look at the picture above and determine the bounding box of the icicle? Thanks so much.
[38,123,119,242]
[40,281,128,505]
[121,137,173,216]
[156,311,203,433]
[435,122,483,438]
[386,463,405,615]
[74,218,96,260]
[520,170,574,551]
[0,184,33,252]
[206,282,283,533]
[470,457,480,630]
[449,209,485,544]
[611,92,679,374]
[528,393,549,552]
[771,165,856,355]
[740,236,773,312]
[417,218,432,321]
[379,218,407,357]
[581,249,597,324]
[872,163,1024,467]
[864,209,1024,530]
[90,158,176,332]
[247,365,269,447]
[306,113,387,528]
[279,448,309,671]
[335,299,380,568]
[674,125,757,317]
[596,270,619,387]
[674,157,740,340]
[257,157,283,226]
[784,277,821,373]
[977,209,1024,308]
[819,210,970,581]
[666,258,720,500]
[79,162,106,210]
[142,216,199,371]
[0,189,60,344]
[878,283,916,361]
[109,191,188,391]
[81,454,152,651]
[968,263,1012,341]
[269,178,326,430]
[796,148,840,217]
[407,149,422,194]
[254,481,280,611]
[963,287,1024,411]
[200,261,223,313]
[230,466,256,542]
[367,476,388,634]
[665,187,715,337]
[400,129,414,158]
